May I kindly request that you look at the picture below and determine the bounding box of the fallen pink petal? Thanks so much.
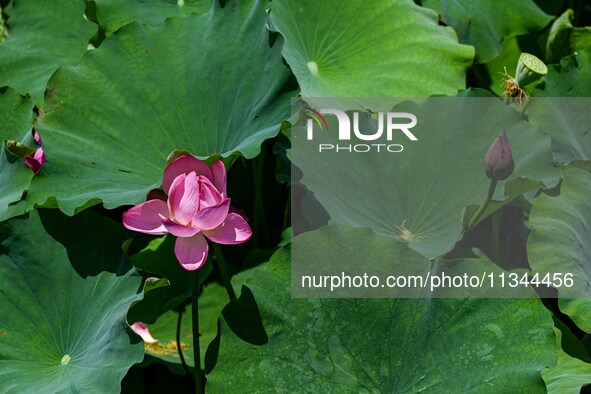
[24,131,46,174]
[123,154,252,271]
[130,322,158,344]
[33,130,42,146]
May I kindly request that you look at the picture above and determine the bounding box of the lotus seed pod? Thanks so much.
[515,53,548,87]
[485,131,514,181]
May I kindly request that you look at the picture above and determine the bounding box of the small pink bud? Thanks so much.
[485,131,514,180]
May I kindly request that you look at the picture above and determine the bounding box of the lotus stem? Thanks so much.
[468,179,498,231]
[214,243,237,301]
[176,306,191,377]
[192,270,203,394]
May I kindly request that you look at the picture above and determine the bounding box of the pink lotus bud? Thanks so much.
[485,132,514,180]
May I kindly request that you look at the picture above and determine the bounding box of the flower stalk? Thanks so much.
[192,270,203,394]
[176,307,191,377]
[214,243,237,301]
[468,179,498,231]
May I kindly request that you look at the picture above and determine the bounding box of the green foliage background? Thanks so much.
[1,0,591,392]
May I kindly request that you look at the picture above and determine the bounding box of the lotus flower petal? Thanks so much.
[174,233,209,271]
[198,176,224,209]
[210,160,227,197]
[33,131,42,146]
[123,199,169,234]
[204,213,252,244]
[168,172,200,225]
[192,198,230,231]
[159,214,200,237]
[24,147,46,174]
[229,206,249,222]
[163,154,212,194]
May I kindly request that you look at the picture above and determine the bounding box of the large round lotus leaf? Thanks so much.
[0,0,96,103]
[0,210,143,392]
[0,88,33,140]
[0,88,35,221]
[291,225,537,298]
[291,225,434,298]
[94,0,209,34]
[534,49,591,97]
[270,0,474,97]
[207,246,556,392]
[542,328,591,394]
[422,0,551,63]
[292,95,560,259]
[528,98,591,166]
[546,9,591,64]
[29,0,293,215]
[527,168,591,332]
[529,51,591,166]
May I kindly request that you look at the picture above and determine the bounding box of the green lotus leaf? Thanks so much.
[143,265,253,368]
[527,168,591,332]
[528,51,591,168]
[27,0,293,215]
[128,234,212,324]
[270,0,474,98]
[0,210,143,392]
[422,0,551,63]
[546,9,591,64]
[293,225,539,298]
[528,98,591,166]
[542,328,591,393]
[0,88,36,222]
[534,49,591,97]
[293,94,560,259]
[0,0,96,103]
[94,0,209,35]
[208,245,556,392]
[144,282,228,368]
[479,37,522,96]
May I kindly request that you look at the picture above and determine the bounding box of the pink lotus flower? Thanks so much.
[123,155,252,271]
[24,131,46,174]
[130,322,158,344]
